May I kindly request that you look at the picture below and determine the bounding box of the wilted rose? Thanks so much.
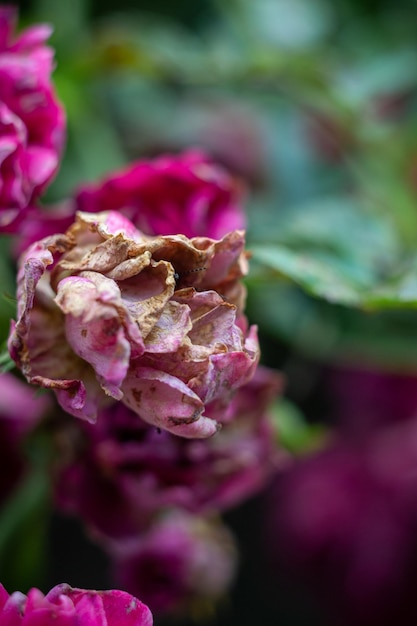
[0,6,66,230]
[53,366,283,538]
[9,210,259,438]
[0,583,153,625]
[76,150,245,239]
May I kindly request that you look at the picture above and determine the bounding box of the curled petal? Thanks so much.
[8,235,71,376]
[190,345,259,406]
[144,301,192,353]
[31,375,99,423]
[197,230,248,288]
[75,209,145,242]
[122,366,219,438]
[118,262,176,339]
[55,273,143,398]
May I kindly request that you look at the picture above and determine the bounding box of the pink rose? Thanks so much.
[76,150,245,239]
[111,511,237,615]
[0,583,153,626]
[0,6,65,230]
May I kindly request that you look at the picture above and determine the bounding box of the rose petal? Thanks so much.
[122,366,219,438]
[56,274,137,398]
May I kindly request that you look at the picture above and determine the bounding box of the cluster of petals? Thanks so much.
[75,150,246,240]
[54,366,283,538]
[0,582,152,625]
[110,511,237,614]
[0,6,65,231]
[8,210,259,438]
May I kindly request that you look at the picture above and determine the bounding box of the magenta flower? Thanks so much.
[0,6,66,231]
[0,371,50,425]
[9,210,259,437]
[54,366,283,538]
[269,417,417,626]
[111,511,237,615]
[12,151,245,255]
[329,364,417,437]
[76,150,245,239]
[0,373,50,503]
[0,583,153,625]
[173,99,268,187]
[12,199,76,257]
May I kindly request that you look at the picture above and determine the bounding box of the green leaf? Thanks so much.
[248,194,404,309]
[271,398,327,455]
[0,246,16,344]
[32,0,90,57]
[251,244,417,312]
[363,261,417,308]
[0,351,14,374]
[251,244,365,306]
[248,282,417,368]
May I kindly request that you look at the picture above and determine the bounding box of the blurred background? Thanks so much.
[5,0,417,624]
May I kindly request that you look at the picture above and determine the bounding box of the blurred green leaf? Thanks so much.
[32,0,90,57]
[251,244,364,306]
[0,238,16,343]
[271,398,327,455]
[0,347,14,374]
[248,282,417,368]
[251,243,417,312]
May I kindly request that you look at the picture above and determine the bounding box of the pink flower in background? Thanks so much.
[12,199,76,256]
[269,416,417,626]
[54,366,283,539]
[0,371,50,426]
[76,151,246,239]
[0,373,50,503]
[0,6,66,231]
[329,365,417,437]
[171,99,269,188]
[0,583,153,625]
[9,210,258,438]
[111,511,237,615]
